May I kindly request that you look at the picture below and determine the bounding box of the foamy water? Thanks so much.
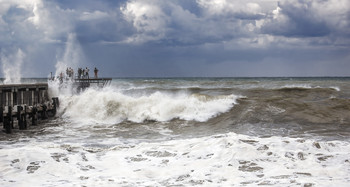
[1,132,350,186]
[1,78,350,186]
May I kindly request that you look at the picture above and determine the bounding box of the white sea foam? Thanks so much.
[56,86,240,125]
[282,84,313,89]
[281,84,341,92]
[1,132,350,186]
[330,86,340,91]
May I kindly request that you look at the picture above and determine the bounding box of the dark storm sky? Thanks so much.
[0,0,349,78]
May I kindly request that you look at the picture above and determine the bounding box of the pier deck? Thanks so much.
[72,78,112,91]
[1,83,58,133]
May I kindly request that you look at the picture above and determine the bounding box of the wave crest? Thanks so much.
[58,88,240,124]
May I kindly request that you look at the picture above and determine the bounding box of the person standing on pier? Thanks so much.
[59,72,63,83]
[78,68,82,79]
[82,68,86,79]
[85,67,90,79]
[70,68,74,80]
[94,67,99,78]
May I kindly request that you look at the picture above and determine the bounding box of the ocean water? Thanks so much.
[1,77,350,186]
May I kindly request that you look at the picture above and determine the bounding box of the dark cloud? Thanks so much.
[261,1,331,37]
[262,0,350,39]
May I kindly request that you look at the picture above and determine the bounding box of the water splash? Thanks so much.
[1,49,25,84]
[49,33,86,97]
[55,33,85,77]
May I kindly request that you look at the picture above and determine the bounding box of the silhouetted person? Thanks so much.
[78,68,82,79]
[85,67,89,79]
[94,67,98,78]
[59,72,63,83]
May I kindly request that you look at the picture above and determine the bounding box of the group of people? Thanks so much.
[54,67,99,83]
[72,67,99,79]
[77,67,91,79]
[66,67,75,79]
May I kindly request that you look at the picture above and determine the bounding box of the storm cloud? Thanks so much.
[0,0,349,78]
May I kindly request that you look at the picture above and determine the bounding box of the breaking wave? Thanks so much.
[57,87,240,124]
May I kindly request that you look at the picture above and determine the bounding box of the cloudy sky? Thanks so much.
[0,0,349,78]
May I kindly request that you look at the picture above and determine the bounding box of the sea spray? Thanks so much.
[48,33,87,97]
[55,33,85,77]
[1,49,25,84]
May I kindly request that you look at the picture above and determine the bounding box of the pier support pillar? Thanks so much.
[4,106,12,134]
[0,106,3,123]
[23,106,27,129]
[17,105,27,130]
[17,105,24,130]
[41,105,48,120]
[31,107,37,126]
[52,97,59,116]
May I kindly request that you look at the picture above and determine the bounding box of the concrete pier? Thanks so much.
[0,83,58,133]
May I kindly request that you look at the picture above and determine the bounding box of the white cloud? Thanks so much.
[2,0,347,46]
[0,0,76,44]
[120,0,266,44]
[27,1,75,42]
[27,1,41,26]
[197,0,265,19]
[80,10,109,21]
[121,0,170,43]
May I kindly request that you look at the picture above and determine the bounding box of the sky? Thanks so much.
[0,0,349,78]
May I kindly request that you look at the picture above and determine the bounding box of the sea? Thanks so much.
[1,77,350,186]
